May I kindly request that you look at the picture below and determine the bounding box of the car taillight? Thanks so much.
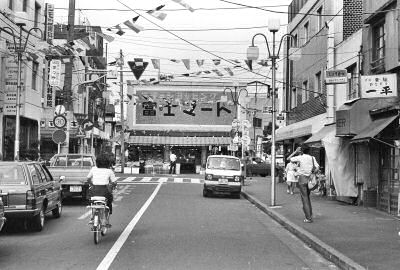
[234,176,240,182]
[206,174,213,180]
[26,190,36,208]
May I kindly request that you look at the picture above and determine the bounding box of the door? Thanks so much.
[34,163,56,210]
[27,164,44,209]
[378,146,400,215]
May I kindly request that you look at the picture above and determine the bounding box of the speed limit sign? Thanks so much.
[53,115,67,129]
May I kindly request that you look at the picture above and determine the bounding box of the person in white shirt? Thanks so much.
[87,155,117,214]
[287,145,319,223]
[169,152,177,174]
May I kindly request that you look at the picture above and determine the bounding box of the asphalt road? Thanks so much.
[0,179,337,270]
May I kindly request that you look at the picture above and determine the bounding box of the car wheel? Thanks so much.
[232,192,241,199]
[52,201,62,218]
[260,174,266,177]
[203,188,209,197]
[32,208,45,232]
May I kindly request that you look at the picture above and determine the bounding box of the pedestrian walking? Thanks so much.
[285,160,298,194]
[287,145,319,223]
[169,152,177,174]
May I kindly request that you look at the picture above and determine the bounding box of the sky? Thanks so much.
[47,0,291,92]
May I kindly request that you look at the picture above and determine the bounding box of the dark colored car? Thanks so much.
[0,196,5,232]
[0,161,62,231]
[246,158,283,177]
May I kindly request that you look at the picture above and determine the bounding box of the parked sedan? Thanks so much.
[0,196,5,232]
[246,158,284,177]
[0,161,62,231]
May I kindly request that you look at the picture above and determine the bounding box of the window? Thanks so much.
[32,61,39,90]
[34,2,41,28]
[317,6,323,31]
[253,117,262,128]
[291,33,298,48]
[315,71,322,97]
[23,0,28,12]
[8,0,13,10]
[346,63,358,100]
[291,87,297,109]
[304,22,309,44]
[302,80,309,103]
[371,21,385,72]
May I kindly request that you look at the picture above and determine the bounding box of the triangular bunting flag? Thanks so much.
[224,67,234,76]
[114,25,125,36]
[127,58,149,80]
[212,59,221,65]
[151,59,160,69]
[195,71,202,76]
[212,69,223,76]
[203,70,211,74]
[147,5,167,21]
[182,59,190,70]
[170,59,181,63]
[245,60,253,71]
[124,18,144,33]
[171,0,195,12]
[96,32,115,43]
[196,59,204,67]
[257,59,269,67]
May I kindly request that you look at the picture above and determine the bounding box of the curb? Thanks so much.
[241,191,366,270]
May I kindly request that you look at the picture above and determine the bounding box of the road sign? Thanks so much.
[49,59,61,86]
[54,105,66,115]
[82,119,94,131]
[76,126,85,138]
[52,129,66,144]
[325,69,348,84]
[53,115,67,129]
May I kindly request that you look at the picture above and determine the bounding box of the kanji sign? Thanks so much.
[325,69,348,84]
[360,74,397,98]
[49,59,62,86]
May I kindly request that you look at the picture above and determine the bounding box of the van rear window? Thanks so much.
[0,165,26,185]
[207,157,240,171]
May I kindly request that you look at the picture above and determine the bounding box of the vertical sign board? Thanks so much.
[360,74,397,98]
[4,50,25,116]
[45,4,54,44]
[49,59,61,87]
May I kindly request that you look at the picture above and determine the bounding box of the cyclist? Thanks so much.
[87,154,117,215]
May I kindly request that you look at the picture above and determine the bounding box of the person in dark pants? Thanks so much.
[286,145,319,223]
[169,152,177,174]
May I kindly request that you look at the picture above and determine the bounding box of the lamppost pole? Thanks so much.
[1,23,42,161]
[118,49,125,174]
[247,19,294,206]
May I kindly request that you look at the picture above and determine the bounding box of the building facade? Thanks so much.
[280,0,364,203]
[125,81,250,174]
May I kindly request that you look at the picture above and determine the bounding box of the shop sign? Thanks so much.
[4,92,17,103]
[3,104,17,115]
[49,59,62,86]
[325,69,348,84]
[45,4,54,43]
[360,74,397,98]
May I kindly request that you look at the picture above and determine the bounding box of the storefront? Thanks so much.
[336,96,400,214]
[126,81,241,173]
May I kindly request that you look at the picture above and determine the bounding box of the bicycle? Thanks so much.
[87,196,111,244]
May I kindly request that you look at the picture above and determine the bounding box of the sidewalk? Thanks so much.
[242,176,400,270]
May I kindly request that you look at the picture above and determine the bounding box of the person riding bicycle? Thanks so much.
[87,154,117,215]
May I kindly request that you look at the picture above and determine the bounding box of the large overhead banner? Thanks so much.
[134,89,235,125]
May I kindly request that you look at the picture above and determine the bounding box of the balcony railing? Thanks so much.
[370,57,385,74]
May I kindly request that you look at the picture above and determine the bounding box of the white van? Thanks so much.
[203,155,244,199]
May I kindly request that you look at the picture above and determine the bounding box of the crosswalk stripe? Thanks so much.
[117,176,204,184]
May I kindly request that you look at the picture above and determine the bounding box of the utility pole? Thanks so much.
[61,0,75,154]
[118,49,125,173]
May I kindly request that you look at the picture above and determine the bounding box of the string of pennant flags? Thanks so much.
[113,57,269,81]
[106,1,195,36]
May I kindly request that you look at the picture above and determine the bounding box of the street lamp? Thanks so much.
[1,23,43,161]
[223,82,248,118]
[247,18,294,206]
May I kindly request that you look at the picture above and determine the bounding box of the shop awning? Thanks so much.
[304,124,336,148]
[275,114,326,142]
[128,136,231,146]
[351,115,398,143]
